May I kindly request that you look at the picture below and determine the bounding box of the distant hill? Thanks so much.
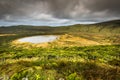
[61,20,120,34]
[95,20,120,26]
[0,20,120,34]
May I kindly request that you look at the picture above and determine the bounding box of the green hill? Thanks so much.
[0,20,120,34]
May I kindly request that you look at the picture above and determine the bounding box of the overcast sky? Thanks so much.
[0,0,120,26]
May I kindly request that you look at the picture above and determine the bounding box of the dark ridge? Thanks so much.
[93,20,120,26]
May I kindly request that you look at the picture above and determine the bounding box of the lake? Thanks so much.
[18,35,58,44]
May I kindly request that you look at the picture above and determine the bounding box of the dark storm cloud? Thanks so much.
[0,0,120,21]
[87,0,120,13]
[83,0,120,16]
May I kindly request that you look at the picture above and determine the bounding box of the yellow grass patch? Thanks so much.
[5,57,39,64]
[0,34,16,36]
[11,39,50,48]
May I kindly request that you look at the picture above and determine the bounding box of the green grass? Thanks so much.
[0,45,120,80]
[0,20,120,80]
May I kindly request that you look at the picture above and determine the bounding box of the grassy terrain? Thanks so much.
[0,20,120,80]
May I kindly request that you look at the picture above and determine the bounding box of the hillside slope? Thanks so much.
[0,20,120,34]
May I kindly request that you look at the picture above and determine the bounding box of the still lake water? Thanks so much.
[18,35,58,44]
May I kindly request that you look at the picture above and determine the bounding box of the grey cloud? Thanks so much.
[0,0,120,21]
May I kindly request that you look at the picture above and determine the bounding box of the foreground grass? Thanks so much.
[0,45,120,80]
[0,34,119,80]
[0,20,120,80]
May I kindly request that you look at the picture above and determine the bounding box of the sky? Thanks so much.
[0,0,120,26]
